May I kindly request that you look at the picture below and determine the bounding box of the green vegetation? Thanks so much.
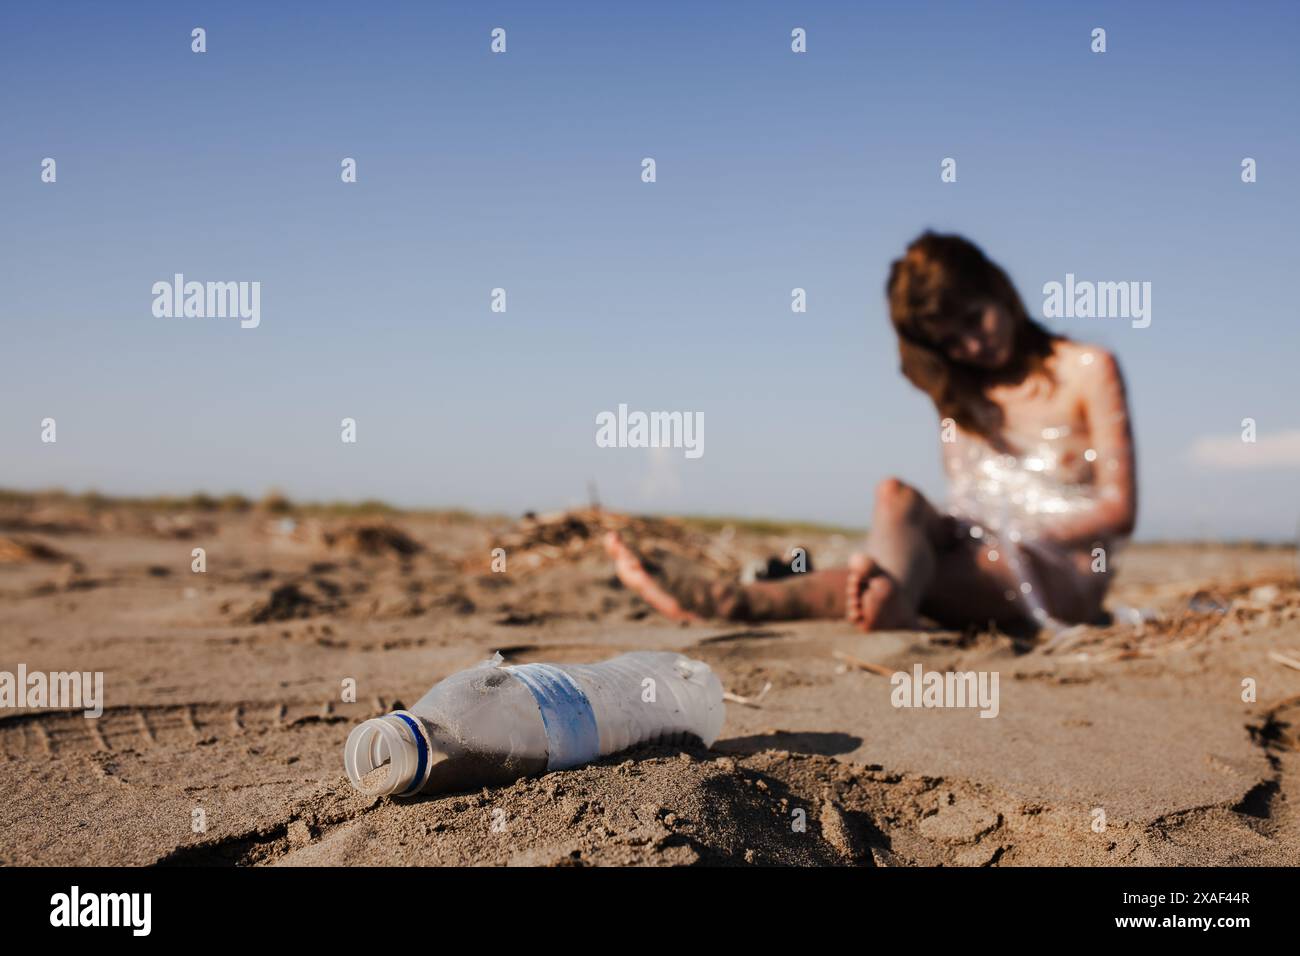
[675,513,865,538]
[0,487,492,523]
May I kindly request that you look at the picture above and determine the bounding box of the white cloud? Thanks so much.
[1189,428,1300,469]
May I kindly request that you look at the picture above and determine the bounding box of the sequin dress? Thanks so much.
[943,424,1121,628]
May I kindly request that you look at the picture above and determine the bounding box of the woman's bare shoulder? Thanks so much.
[1052,339,1123,382]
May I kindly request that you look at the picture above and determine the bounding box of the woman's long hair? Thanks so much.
[886,231,1059,438]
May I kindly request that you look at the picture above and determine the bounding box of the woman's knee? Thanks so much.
[873,477,926,522]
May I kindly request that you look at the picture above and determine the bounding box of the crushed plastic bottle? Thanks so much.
[344,650,725,797]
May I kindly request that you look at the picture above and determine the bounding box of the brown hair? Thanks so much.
[886,231,1058,438]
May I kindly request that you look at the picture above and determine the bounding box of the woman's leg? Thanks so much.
[918,544,1103,628]
[732,569,851,620]
[847,478,1101,630]
[917,544,1036,628]
[920,537,1107,629]
[845,478,945,630]
[605,531,848,622]
[606,481,1104,628]
[606,476,946,625]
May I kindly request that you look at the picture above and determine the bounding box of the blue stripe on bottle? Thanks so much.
[391,712,428,795]
[504,664,601,770]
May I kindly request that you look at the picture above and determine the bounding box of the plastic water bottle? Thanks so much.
[343,651,725,797]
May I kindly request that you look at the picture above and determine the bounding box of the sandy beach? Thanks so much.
[1,494,1298,867]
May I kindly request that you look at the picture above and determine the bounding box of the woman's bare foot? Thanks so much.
[845,553,919,631]
[605,532,697,621]
[604,531,739,623]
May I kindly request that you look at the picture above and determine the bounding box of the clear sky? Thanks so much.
[2,1,1298,541]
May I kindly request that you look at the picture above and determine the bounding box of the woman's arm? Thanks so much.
[1042,350,1138,548]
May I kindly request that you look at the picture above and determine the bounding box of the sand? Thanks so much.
[1,498,1298,866]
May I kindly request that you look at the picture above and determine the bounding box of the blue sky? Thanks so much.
[2,1,1298,540]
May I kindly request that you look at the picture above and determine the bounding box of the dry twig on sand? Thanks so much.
[723,682,773,708]
[1268,650,1300,672]
[832,649,895,677]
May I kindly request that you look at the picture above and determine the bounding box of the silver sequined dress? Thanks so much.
[944,424,1121,628]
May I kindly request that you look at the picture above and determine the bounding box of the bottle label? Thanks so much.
[504,663,600,770]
